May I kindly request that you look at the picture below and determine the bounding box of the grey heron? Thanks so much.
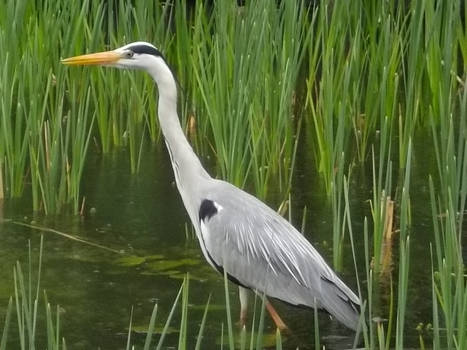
[62,41,361,331]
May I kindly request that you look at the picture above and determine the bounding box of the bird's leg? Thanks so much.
[239,286,249,328]
[239,288,288,331]
[265,299,288,331]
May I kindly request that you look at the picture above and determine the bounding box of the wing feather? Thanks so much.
[197,180,361,330]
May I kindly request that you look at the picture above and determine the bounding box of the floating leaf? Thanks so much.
[157,270,181,276]
[114,255,146,267]
[147,258,200,272]
[130,325,179,335]
[145,254,165,261]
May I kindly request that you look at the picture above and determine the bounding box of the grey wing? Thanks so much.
[198,181,361,330]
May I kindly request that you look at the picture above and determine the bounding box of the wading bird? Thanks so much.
[62,42,361,331]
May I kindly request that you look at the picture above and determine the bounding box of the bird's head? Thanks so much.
[62,41,177,100]
[62,41,165,71]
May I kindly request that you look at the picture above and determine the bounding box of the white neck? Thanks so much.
[146,59,210,212]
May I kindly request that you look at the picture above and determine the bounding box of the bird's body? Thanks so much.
[195,179,360,328]
[62,41,361,331]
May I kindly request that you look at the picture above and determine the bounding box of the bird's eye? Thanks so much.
[125,51,134,59]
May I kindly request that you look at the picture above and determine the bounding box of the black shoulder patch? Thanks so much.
[128,44,162,57]
[199,199,218,222]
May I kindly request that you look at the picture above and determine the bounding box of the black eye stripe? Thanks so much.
[127,44,162,57]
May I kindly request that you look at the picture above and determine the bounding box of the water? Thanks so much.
[0,137,452,349]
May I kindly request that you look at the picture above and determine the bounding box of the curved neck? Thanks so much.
[147,61,210,194]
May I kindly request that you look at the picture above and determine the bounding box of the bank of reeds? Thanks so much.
[0,0,306,212]
[0,0,97,213]
[1,0,466,348]
[0,237,68,350]
[304,0,465,348]
[189,0,308,198]
[428,70,467,349]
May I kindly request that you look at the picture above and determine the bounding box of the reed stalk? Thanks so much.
[1,0,466,348]
[429,69,467,349]
[1,0,308,211]
[191,0,307,200]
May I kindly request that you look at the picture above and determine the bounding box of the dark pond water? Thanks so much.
[0,135,446,349]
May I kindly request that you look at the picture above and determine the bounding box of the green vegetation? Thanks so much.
[0,0,307,210]
[0,0,466,348]
[0,237,68,350]
[1,239,281,349]
[189,0,307,198]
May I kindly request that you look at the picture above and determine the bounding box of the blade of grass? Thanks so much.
[143,303,158,350]
[125,307,133,350]
[0,297,12,350]
[155,279,184,350]
[194,294,211,350]
[178,274,189,349]
[223,270,235,350]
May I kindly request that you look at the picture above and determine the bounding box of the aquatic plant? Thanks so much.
[0,237,67,350]
[429,70,467,349]
[189,0,308,199]
[0,0,305,212]
[0,0,466,348]
[1,248,284,349]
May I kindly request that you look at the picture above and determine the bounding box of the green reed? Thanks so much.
[1,241,283,349]
[306,0,352,194]
[343,141,412,349]
[0,0,96,213]
[426,1,467,347]
[303,6,465,328]
[429,72,467,349]
[0,0,31,199]
[340,1,464,343]
[190,0,308,199]
[306,1,402,270]
[395,140,412,349]
[0,236,65,350]
[307,2,397,271]
[1,0,466,348]
[306,0,463,185]
[1,0,306,212]
[127,273,281,349]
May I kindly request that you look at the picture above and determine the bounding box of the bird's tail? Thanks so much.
[319,275,361,331]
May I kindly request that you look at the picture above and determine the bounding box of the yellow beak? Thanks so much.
[61,51,121,66]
